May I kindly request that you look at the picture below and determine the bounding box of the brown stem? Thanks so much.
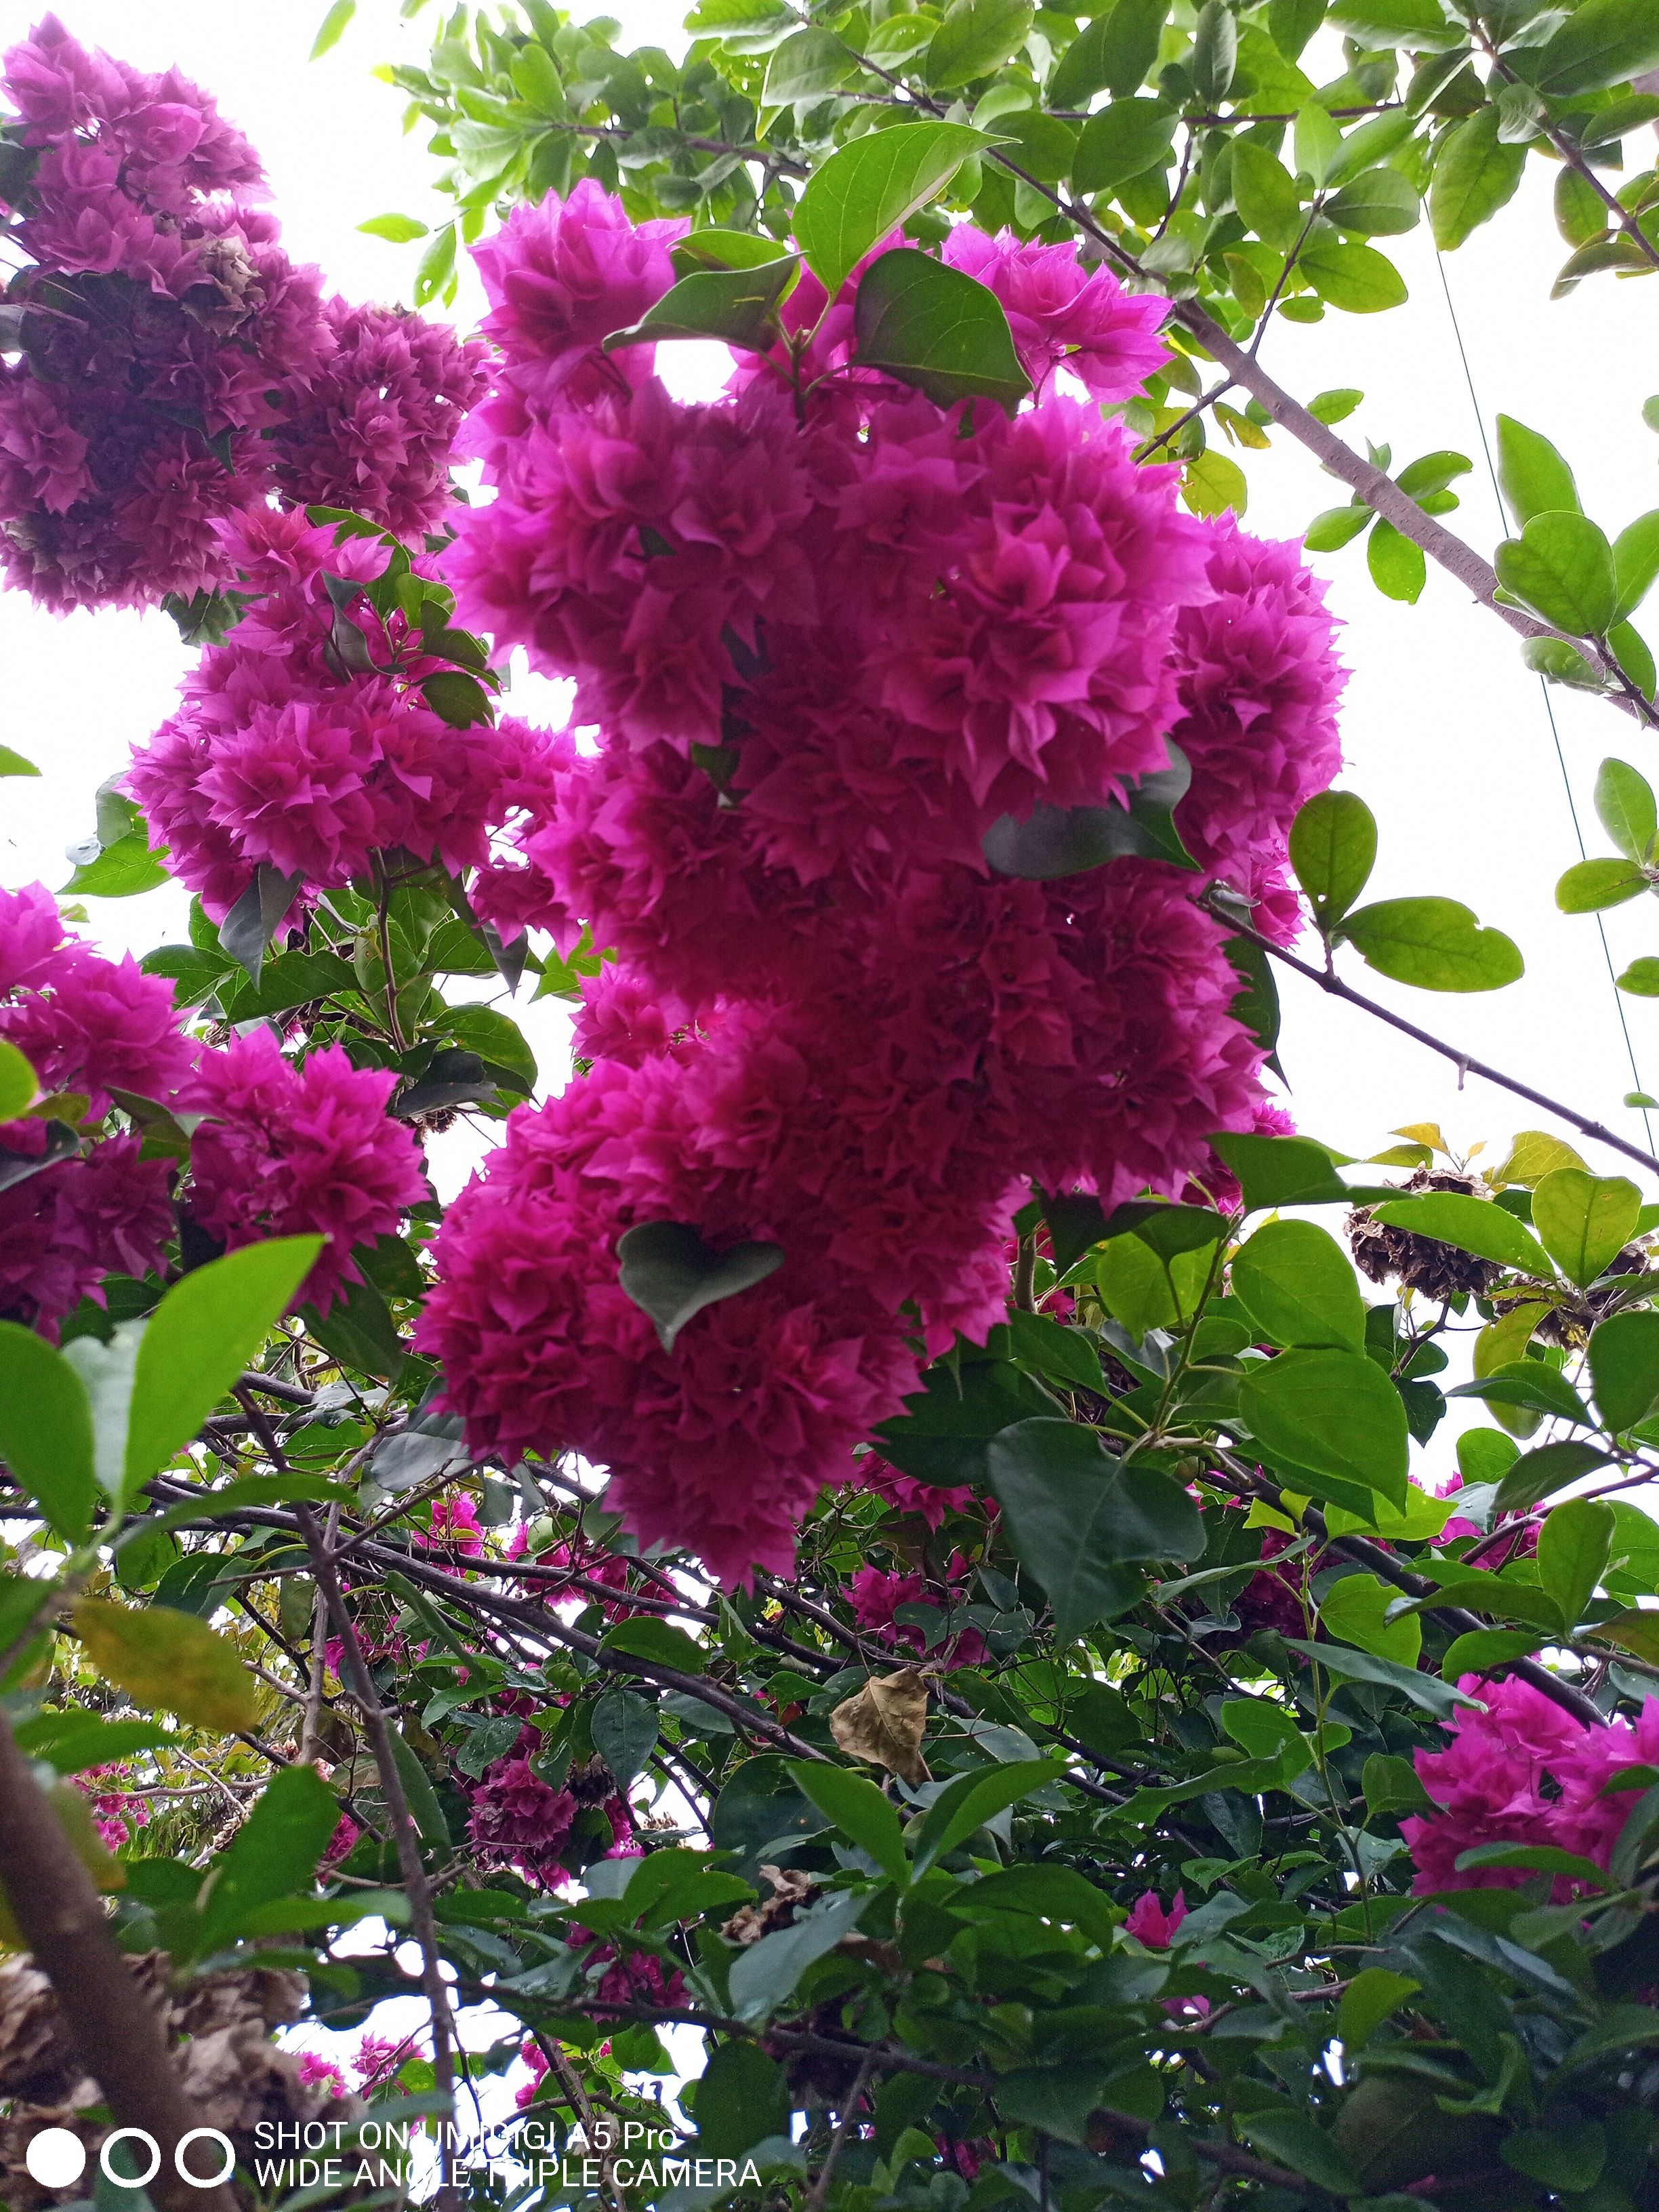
[293,1503,460,2209]
[1213,903,1659,1181]
[0,1708,237,2212]
[298,1504,339,1767]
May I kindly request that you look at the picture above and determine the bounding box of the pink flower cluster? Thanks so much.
[0,18,483,610]
[416,192,1342,1578]
[1401,1675,1659,1898]
[848,1553,987,1668]
[0,882,183,1330]
[419,186,1343,1583]
[73,1760,150,1850]
[127,505,566,922]
[466,1754,579,1889]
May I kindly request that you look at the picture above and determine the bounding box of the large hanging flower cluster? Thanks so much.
[0,17,485,611]
[417,184,1347,1582]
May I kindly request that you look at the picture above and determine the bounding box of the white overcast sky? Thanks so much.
[5,0,1659,1210]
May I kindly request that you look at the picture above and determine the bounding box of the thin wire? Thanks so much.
[1433,243,1658,1153]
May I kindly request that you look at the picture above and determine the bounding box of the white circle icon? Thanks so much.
[101,2129,161,2187]
[176,2130,236,2188]
[24,2129,87,2188]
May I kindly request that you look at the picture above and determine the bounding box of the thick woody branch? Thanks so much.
[0,1708,237,2212]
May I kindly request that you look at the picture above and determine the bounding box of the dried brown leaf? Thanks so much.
[830,1668,931,1785]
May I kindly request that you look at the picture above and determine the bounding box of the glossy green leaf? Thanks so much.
[1530,1166,1641,1287]
[1536,0,1659,94]
[788,1761,909,1882]
[1595,756,1658,861]
[852,248,1031,409]
[606,256,799,353]
[1368,1191,1553,1275]
[1556,857,1649,912]
[1299,237,1408,311]
[1321,1570,1422,1662]
[0,1322,96,1540]
[1368,516,1427,600]
[987,1418,1205,1639]
[926,0,1034,86]
[1589,1308,1659,1430]
[1338,897,1525,991]
[1304,503,1373,551]
[1190,0,1237,102]
[1072,98,1179,192]
[1538,1496,1616,1631]
[124,1237,325,1494]
[1050,0,1170,104]
[617,1221,785,1352]
[62,830,169,899]
[1289,790,1377,923]
[762,26,856,100]
[1494,1438,1616,1514]
[1208,1130,1355,1208]
[1496,512,1618,634]
[795,123,994,304]
[1430,108,1526,249]
[1237,1348,1410,1508]
[1338,1967,1422,2049]
[1326,165,1421,236]
[909,1757,1065,1877]
[1281,1635,1485,1715]
[729,1889,869,2022]
[1230,139,1304,251]
[1231,1220,1366,1351]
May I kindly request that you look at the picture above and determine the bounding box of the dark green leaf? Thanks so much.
[1281,1637,1485,1715]
[795,123,994,302]
[0,1324,96,1540]
[788,1762,909,1881]
[218,863,304,989]
[1430,107,1525,249]
[199,1764,344,1948]
[1589,1307,1659,1430]
[909,1757,1064,1877]
[1537,1496,1615,1629]
[1536,0,1659,94]
[1234,2112,1361,2197]
[1327,0,1457,39]
[1209,1131,1354,1208]
[853,248,1031,409]
[420,670,495,728]
[728,1889,869,2022]
[1337,895,1525,991]
[617,1220,785,1352]
[1071,98,1179,192]
[1231,1220,1366,1350]
[600,1616,707,1674]
[926,0,1035,86]
[761,26,855,100]
[1050,0,1170,104]
[1238,1348,1410,1508]
[693,2043,791,2159]
[1190,0,1237,101]
[592,1688,659,1790]
[1494,1438,1616,1513]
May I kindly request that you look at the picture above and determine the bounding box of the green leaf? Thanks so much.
[693,2043,791,2158]
[1361,1749,1435,1818]
[728,1889,869,2022]
[987,1418,1205,1639]
[1337,896,1524,991]
[1208,1130,1355,1208]
[419,669,494,729]
[592,1687,659,1790]
[1431,107,1526,250]
[218,949,359,1024]
[1612,619,1656,698]
[441,1004,538,1093]
[0,746,40,777]
[200,1764,342,1948]
[1006,1308,1107,1395]
[1071,98,1179,192]
[1310,386,1364,422]
[1461,1844,1610,1892]
[0,1040,36,1119]
[1496,414,1582,529]
[1294,101,1343,186]
[62,831,169,899]
[788,1762,909,1882]
[1051,0,1170,104]
[1298,237,1408,311]
[1497,511,1618,634]
[606,258,809,349]
[1322,1569,1422,1662]
[599,1616,707,1674]
[1368,516,1427,601]
[1495,1437,1616,1514]
[1610,512,1659,628]
[1441,1625,1544,1677]
[73,1597,258,1732]
[1325,111,1419,186]
[1556,856,1648,912]
[413,224,457,308]
[124,1239,323,1495]
[0,1323,96,1540]
[1596,756,1658,859]
[1326,164,1422,235]
[1304,503,1373,551]
[1337,1966,1422,2049]
[13,1713,171,1775]
[1537,1496,1616,1630]
[1531,1166,1641,1287]
[1502,2123,1609,2193]
[617,1220,785,1353]
[1233,2113,1361,2198]
[310,0,356,58]
[796,123,994,304]
[359,212,429,242]
[1589,1308,1659,1430]
[1181,448,1247,518]
[762,26,855,101]
[926,0,1034,85]
[1270,0,1326,52]
[1289,790,1377,924]
[384,1721,453,1847]
[1190,0,1237,102]
[1536,0,1659,94]
[1237,1348,1410,1509]
[1620,957,1659,994]
[909,1757,1064,1878]
[1327,0,1456,39]
[1368,1191,1553,1275]
[852,248,1031,409]
[1231,1220,1366,1351]
[1448,1361,1592,1422]
[1280,1635,1486,1716]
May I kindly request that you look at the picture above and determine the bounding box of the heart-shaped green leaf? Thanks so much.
[618,1221,785,1351]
